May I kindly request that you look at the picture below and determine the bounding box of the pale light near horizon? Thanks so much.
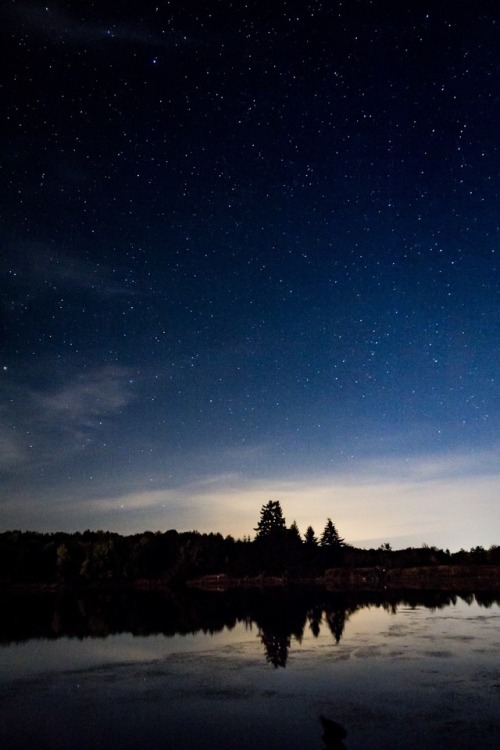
[49,449,500,553]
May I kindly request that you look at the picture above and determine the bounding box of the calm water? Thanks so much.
[1,590,500,749]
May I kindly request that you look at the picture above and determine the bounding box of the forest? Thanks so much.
[1,501,499,589]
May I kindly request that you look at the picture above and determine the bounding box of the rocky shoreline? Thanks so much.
[2,564,500,595]
[188,565,500,591]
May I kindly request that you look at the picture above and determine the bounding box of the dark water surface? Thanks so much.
[1,589,500,749]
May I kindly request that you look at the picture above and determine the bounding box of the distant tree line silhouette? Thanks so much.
[0,500,499,587]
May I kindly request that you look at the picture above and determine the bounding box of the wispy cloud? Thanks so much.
[170,461,500,550]
[0,411,26,469]
[0,366,135,473]
[4,2,188,47]
[38,367,133,423]
[2,406,499,548]
[356,449,500,482]
[2,241,136,303]
[42,448,499,548]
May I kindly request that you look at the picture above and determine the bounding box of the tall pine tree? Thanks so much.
[254,500,286,539]
[304,526,318,547]
[320,518,344,549]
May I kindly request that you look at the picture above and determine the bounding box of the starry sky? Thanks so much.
[1,1,499,550]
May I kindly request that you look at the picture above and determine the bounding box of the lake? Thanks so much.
[1,589,500,749]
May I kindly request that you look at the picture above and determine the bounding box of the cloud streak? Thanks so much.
[13,448,494,550]
[38,367,133,422]
[4,2,189,47]
[0,366,135,473]
[2,241,138,304]
[168,460,500,551]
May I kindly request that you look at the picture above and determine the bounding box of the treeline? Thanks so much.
[0,501,499,587]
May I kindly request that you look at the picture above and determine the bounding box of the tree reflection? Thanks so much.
[259,629,291,668]
[1,588,498,666]
[307,604,323,637]
[325,607,347,643]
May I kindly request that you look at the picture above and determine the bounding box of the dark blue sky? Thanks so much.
[1,1,499,548]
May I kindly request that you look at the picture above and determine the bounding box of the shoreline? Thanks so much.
[2,564,500,595]
[188,564,500,592]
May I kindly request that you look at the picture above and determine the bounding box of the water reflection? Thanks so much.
[2,590,500,750]
[2,588,500,667]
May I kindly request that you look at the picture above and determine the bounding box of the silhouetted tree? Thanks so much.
[320,519,344,549]
[304,526,318,547]
[488,545,500,564]
[288,521,302,542]
[254,500,286,539]
[253,501,290,574]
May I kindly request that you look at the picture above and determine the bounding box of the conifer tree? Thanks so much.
[304,526,318,547]
[320,518,344,548]
[254,500,286,539]
[288,520,302,542]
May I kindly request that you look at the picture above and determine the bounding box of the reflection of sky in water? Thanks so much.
[1,620,268,681]
[2,599,500,749]
[3,598,500,679]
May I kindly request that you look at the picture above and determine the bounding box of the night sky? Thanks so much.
[2,1,499,549]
